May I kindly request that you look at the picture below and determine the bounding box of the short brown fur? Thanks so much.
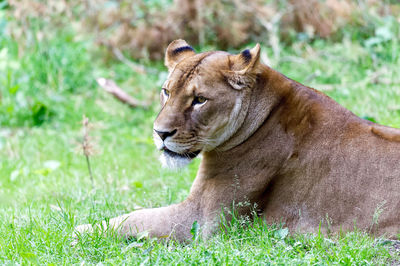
[75,41,400,241]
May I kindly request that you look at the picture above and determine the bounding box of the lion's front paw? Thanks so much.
[71,224,93,246]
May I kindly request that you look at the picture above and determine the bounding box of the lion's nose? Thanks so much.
[154,129,177,141]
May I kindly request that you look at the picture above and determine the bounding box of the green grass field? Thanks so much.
[1,7,400,264]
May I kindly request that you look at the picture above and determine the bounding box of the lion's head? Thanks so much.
[153,40,261,169]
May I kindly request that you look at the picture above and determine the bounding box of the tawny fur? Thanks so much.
[75,40,400,241]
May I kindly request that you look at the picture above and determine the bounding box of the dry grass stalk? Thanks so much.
[80,115,95,188]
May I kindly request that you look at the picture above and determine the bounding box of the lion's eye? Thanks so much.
[162,88,170,97]
[192,96,207,106]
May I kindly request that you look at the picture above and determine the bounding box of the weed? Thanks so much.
[78,115,96,188]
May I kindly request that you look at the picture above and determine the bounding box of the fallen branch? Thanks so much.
[96,78,149,109]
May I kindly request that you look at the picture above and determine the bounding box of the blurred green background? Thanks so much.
[1,0,399,127]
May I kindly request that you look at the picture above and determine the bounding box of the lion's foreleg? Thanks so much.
[73,200,203,242]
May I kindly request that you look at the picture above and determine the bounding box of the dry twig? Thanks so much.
[96,78,149,109]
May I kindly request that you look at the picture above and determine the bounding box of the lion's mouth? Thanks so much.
[162,148,201,159]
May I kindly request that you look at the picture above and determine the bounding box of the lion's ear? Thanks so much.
[165,39,196,72]
[223,44,261,90]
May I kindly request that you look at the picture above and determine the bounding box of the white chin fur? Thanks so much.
[159,152,191,170]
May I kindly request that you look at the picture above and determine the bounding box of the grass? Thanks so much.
[1,9,400,265]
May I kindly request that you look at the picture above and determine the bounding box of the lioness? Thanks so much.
[75,40,400,241]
